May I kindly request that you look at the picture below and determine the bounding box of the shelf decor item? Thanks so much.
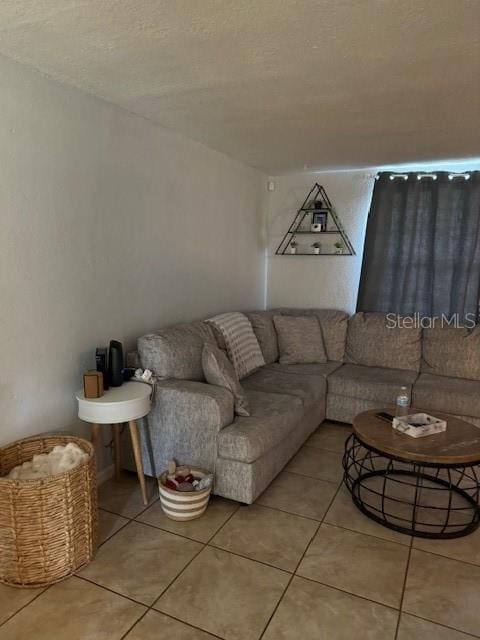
[275,183,355,256]
[311,210,328,232]
[311,242,321,255]
[0,434,98,587]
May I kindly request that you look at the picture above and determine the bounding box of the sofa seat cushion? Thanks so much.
[328,364,418,404]
[346,312,421,372]
[217,390,304,463]
[265,362,343,378]
[413,373,480,418]
[242,367,326,406]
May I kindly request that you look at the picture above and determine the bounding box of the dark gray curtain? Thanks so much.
[357,171,480,323]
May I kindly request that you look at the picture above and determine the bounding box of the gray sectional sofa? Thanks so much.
[129,309,480,504]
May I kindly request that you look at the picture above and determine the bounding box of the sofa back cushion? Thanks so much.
[273,315,327,364]
[421,324,480,380]
[138,320,215,381]
[246,311,279,364]
[271,308,348,361]
[346,313,421,372]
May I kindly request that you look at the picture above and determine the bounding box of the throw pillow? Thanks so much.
[207,312,266,379]
[202,343,250,416]
[273,315,327,364]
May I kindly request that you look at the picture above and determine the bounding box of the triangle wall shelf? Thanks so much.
[275,183,355,256]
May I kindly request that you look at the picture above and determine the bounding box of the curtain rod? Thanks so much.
[375,172,471,181]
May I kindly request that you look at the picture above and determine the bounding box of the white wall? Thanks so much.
[0,55,265,461]
[266,170,375,312]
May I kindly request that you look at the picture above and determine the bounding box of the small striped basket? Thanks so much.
[158,466,212,521]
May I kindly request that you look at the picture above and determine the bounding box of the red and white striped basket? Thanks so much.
[158,466,212,521]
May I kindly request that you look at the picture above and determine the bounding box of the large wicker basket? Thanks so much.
[0,434,98,587]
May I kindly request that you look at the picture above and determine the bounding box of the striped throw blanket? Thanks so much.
[207,312,265,379]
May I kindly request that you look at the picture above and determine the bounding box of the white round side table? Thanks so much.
[76,380,152,505]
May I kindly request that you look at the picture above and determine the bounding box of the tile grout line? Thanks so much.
[159,613,225,640]
[290,573,403,613]
[393,532,413,640]
[75,574,147,607]
[406,544,480,570]
[132,516,218,544]
[205,543,293,576]
[98,518,132,547]
[254,502,331,523]
[321,520,412,548]
[274,467,343,484]
[132,497,160,520]
[117,541,208,640]
[405,611,480,639]
[257,477,345,640]
[241,500,332,523]
[0,586,50,629]
[283,467,343,484]
[98,505,131,518]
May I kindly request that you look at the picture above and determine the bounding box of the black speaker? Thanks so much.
[108,340,124,387]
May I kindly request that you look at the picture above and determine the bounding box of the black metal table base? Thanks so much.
[343,434,480,539]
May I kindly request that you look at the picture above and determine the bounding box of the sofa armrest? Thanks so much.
[156,379,234,433]
[138,379,235,476]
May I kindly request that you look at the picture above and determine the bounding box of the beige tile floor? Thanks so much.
[1,421,479,640]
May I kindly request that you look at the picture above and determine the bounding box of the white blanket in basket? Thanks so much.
[8,442,88,480]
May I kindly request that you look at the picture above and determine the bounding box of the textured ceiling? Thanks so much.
[0,1,479,173]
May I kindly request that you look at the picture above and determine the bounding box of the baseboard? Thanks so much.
[96,463,115,486]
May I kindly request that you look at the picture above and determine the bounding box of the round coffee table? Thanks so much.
[343,409,480,539]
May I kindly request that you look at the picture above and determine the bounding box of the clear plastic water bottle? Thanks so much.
[396,386,410,416]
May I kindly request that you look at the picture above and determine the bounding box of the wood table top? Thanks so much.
[353,409,480,465]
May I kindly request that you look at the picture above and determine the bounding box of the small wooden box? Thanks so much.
[83,370,104,398]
